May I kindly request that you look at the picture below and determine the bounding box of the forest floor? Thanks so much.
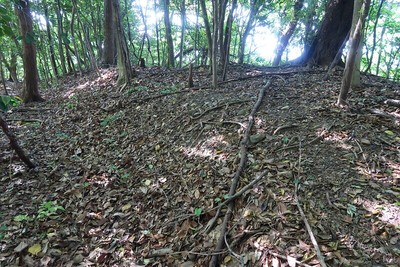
[0,64,400,267]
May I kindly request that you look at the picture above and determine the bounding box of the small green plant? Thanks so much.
[55,132,69,139]
[194,208,202,217]
[282,136,289,144]
[100,111,124,126]
[0,95,22,111]
[0,224,7,240]
[347,204,357,217]
[107,164,118,173]
[65,101,77,109]
[14,214,34,222]
[37,201,65,219]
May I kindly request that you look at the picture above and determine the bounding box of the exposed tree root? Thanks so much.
[0,114,36,168]
[209,79,273,267]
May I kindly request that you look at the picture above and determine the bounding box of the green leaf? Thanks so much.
[194,208,202,217]
[14,215,33,222]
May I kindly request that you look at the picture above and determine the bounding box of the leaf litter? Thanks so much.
[0,65,400,266]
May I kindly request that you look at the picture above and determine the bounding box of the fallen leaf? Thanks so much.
[28,243,41,255]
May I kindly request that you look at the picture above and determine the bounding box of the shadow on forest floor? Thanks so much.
[1,64,400,266]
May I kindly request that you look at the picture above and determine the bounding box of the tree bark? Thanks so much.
[113,0,134,85]
[0,115,36,168]
[272,0,304,66]
[238,0,261,64]
[337,0,371,106]
[200,0,212,66]
[15,0,44,103]
[163,0,175,67]
[43,1,59,78]
[103,0,116,67]
[302,0,354,67]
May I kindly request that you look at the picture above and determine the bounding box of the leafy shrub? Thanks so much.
[0,95,22,111]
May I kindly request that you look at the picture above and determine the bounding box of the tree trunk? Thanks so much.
[15,0,44,103]
[222,0,237,80]
[163,0,175,68]
[302,0,354,67]
[238,0,260,64]
[200,0,212,66]
[337,0,371,106]
[113,0,134,85]
[272,0,304,66]
[365,0,385,73]
[212,0,220,88]
[350,0,364,88]
[178,0,186,68]
[55,0,68,74]
[103,0,116,67]
[43,2,59,78]
[154,0,161,66]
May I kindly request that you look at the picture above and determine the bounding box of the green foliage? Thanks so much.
[37,201,65,218]
[0,4,13,37]
[14,214,34,222]
[194,207,202,217]
[347,204,357,217]
[100,111,124,126]
[13,201,64,222]
[0,95,22,111]
[0,224,7,240]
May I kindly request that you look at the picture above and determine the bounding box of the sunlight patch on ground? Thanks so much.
[361,198,400,227]
[182,135,230,161]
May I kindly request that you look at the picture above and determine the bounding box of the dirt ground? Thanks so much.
[1,65,399,266]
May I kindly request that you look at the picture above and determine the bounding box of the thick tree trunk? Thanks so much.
[113,0,134,85]
[15,0,44,103]
[302,0,354,67]
[103,0,116,67]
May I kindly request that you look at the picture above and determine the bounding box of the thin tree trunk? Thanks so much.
[338,0,371,106]
[179,0,186,68]
[56,0,68,74]
[44,2,58,78]
[365,0,385,73]
[212,0,219,88]
[163,0,175,67]
[70,2,83,74]
[0,115,36,168]
[200,0,212,67]
[272,0,304,66]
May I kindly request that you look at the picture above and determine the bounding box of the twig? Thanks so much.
[209,79,273,267]
[295,142,327,267]
[267,251,315,267]
[273,124,299,135]
[191,100,252,120]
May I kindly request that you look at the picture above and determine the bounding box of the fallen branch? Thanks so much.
[191,100,252,120]
[209,79,273,267]
[295,142,327,267]
[0,114,36,168]
[384,99,400,108]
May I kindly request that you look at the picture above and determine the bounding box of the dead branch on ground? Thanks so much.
[0,114,36,168]
[209,79,273,267]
